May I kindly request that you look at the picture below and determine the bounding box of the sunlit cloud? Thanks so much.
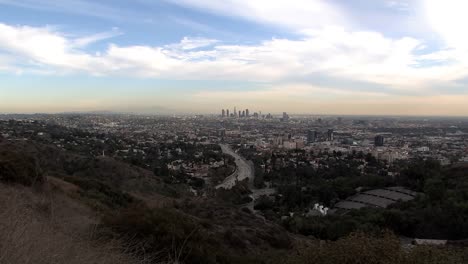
[72,27,122,48]
[1,0,468,115]
[423,0,468,49]
[165,0,349,32]
[1,22,465,91]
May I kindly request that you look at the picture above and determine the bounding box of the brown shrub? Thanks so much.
[0,150,44,186]
[0,184,141,264]
[101,204,220,264]
[283,231,468,264]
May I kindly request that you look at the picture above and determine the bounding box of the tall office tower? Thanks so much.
[282,112,290,121]
[234,107,237,117]
[327,129,334,141]
[222,109,225,118]
[238,111,241,117]
[307,130,317,144]
[374,135,385,147]
[226,109,230,117]
[246,109,250,117]
[242,110,246,117]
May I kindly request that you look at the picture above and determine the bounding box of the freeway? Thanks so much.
[215,144,276,212]
[215,144,254,189]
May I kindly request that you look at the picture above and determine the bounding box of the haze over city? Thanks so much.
[1,0,468,115]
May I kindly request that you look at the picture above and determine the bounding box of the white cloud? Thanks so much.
[0,0,139,22]
[1,1,467,115]
[0,24,77,68]
[166,37,219,50]
[72,28,122,48]
[165,0,348,32]
[423,0,468,50]
[0,22,467,93]
[169,16,235,37]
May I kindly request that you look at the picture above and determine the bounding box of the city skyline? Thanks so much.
[1,0,468,116]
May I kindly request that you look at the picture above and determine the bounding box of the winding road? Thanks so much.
[215,144,254,189]
[215,144,276,212]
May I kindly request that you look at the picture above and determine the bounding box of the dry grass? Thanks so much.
[0,184,143,264]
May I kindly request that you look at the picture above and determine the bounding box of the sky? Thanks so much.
[1,0,468,115]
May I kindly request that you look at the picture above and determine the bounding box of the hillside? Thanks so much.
[0,183,139,264]
[1,137,467,264]
[0,138,295,263]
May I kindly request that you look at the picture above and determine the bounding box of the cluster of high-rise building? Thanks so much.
[221,108,289,121]
[221,107,251,118]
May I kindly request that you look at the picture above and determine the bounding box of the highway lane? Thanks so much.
[215,144,254,189]
[215,144,276,213]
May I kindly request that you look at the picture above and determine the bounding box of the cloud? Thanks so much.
[166,37,219,50]
[0,0,139,22]
[1,1,467,115]
[386,1,411,11]
[165,0,348,32]
[423,0,468,50]
[169,16,236,37]
[0,23,106,73]
[0,22,467,94]
[72,28,122,48]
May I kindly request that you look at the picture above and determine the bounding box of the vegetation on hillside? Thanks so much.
[0,139,292,263]
[1,136,468,263]
[284,231,468,264]
[0,184,141,264]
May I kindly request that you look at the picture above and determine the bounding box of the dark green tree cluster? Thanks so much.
[283,158,468,241]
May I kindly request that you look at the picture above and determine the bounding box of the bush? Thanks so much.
[216,181,252,205]
[284,231,467,264]
[0,184,136,264]
[0,150,44,186]
[254,195,274,211]
[64,177,134,210]
[101,205,221,264]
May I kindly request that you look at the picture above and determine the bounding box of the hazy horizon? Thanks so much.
[1,0,468,115]
[3,109,468,119]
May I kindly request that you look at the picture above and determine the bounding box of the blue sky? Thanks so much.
[1,0,468,115]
